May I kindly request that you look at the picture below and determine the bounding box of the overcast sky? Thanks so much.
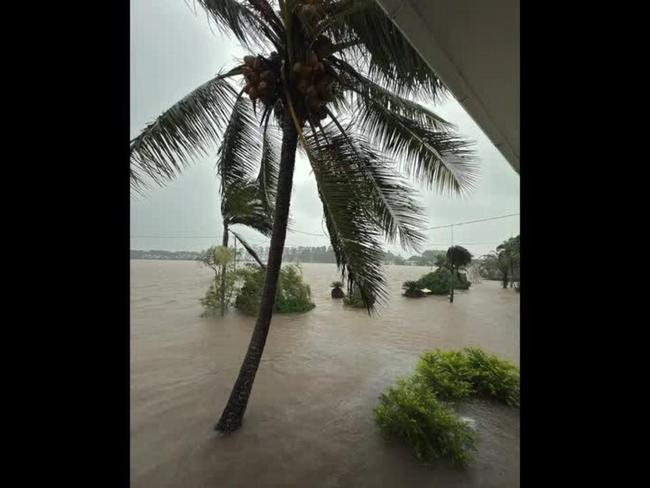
[130,0,519,258]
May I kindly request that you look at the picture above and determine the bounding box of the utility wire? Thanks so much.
[132,213,520,240]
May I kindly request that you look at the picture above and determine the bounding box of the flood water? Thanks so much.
[131,260,520,487]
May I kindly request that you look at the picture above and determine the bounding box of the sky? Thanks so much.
[130,0,520,258]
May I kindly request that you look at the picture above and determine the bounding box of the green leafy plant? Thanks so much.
[415,268,470,295]
[198,246,238,316]
[416,350,474,401]
[374,377,477,465]
[402,280,424,298]
[463,348,520,407]
[343,283,375,308]
[200,273,238,317]
[416,348,520,407]
[416,268,451,295]
[235,264,315,315]
[375,348,519,465]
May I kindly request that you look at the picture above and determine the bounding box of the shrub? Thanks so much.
[402,281,425,298]
[342,285,375,308]
[374,378,477,465]
[463,348,520,407]
[415,268,471,294]
[200,272,238,317]
[454,271,471,290]
[331,281,345,299]
[416,348,520,407]
[416,268,451,294]
[416,350,474,401]
[235,264,315,315]
[375,348,519,465]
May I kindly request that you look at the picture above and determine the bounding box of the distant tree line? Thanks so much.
[476,235,520,288]
[131,249,201,261]
[131,247,451,265]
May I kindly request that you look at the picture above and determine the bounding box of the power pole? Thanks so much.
[449,225,454,303]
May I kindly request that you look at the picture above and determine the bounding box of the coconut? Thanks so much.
[244,55,255,66]
[260,70,273,81]
[258,81,268,91]
[297,79,310,94]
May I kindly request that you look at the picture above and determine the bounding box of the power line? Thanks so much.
[131,213,520,240]
[425,213,519,231]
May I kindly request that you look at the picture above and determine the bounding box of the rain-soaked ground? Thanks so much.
[131,260,519,487]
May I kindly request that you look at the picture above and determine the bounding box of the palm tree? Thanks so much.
[497,235,520,288]
[130,0,477,433]
[216,126,278,313]
[446,245,472,303]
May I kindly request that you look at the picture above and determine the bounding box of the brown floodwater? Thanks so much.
[131,260,519,487]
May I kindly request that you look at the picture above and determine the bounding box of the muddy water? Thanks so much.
[131,260,519,487]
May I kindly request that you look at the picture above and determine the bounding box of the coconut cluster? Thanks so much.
[299,0,327,20]
[242,54,279,104]
[293,51,335,121]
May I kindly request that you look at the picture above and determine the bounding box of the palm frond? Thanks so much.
[333,58,453,131]
[130,70,239,189]
[256,118,280,214]
[303,122,428,312]
[196,0,272,50]
[230,230,266,268]
[318,117,427,250]
[320,195,386,313]
[217,95,263,194]
[353,98,479,195]
[321,0,446,99]
[223,181,274,235]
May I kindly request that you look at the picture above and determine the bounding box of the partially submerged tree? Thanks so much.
[446,246,472,303]
[497,235,520,288]
[130,0,476,433]
[198,246,237,315]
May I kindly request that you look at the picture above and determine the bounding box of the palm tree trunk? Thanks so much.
[215,115,299,433]
[449,265,455,303]
[220,224,229,316]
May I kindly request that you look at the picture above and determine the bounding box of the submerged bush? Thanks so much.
[416,350,474,401]
[331,281,345,299]
[235,264,315,315]
[343,284,375,308]
[374,378,477,465]
[416,348,520,407]
[415,268,471,294]
[402,281,425,298]
[416,268,451,294]
[200,273,238,317]
[375,348,519,465]
[463,348,520,407]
